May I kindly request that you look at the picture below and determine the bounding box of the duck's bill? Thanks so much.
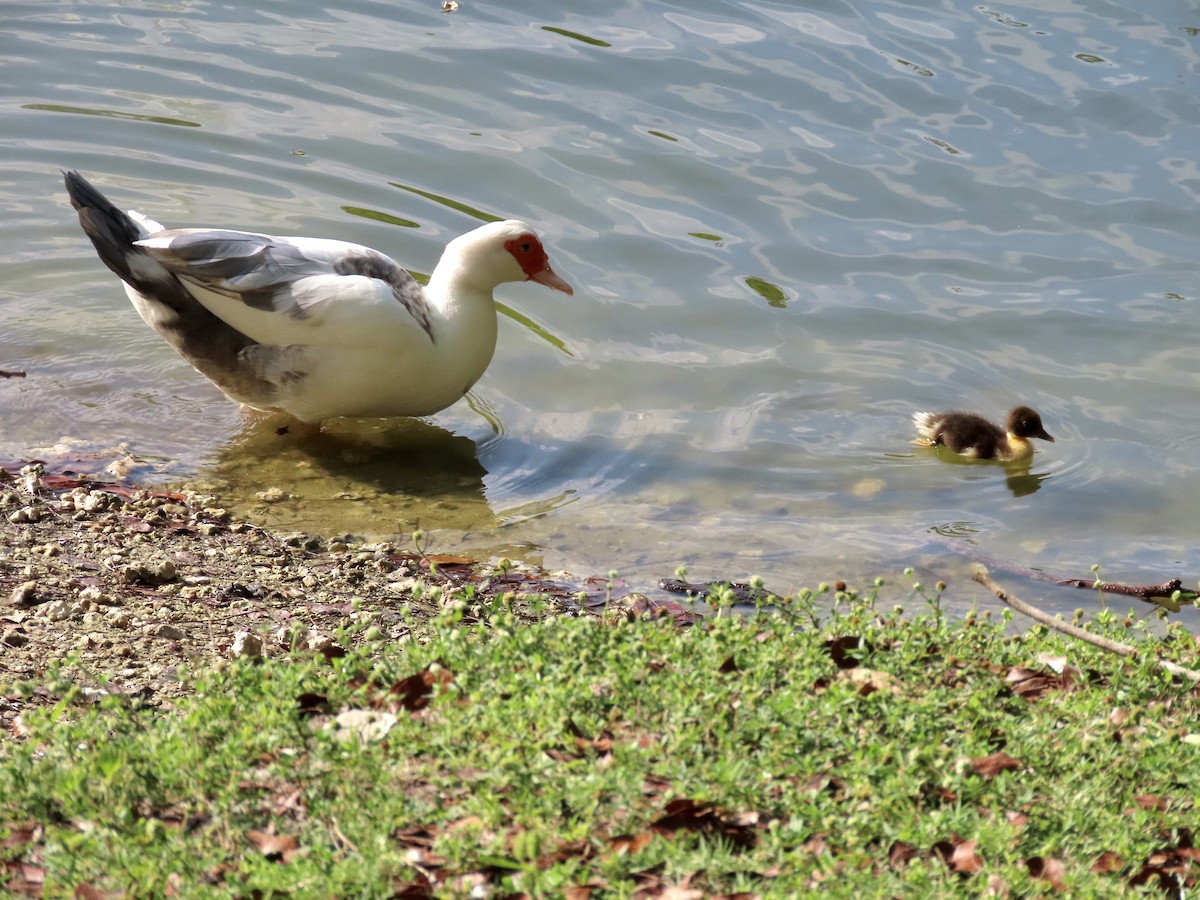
[1037,430,1055,442]
[532,265,574,295]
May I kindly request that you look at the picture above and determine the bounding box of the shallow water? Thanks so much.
[4,0,1200,619]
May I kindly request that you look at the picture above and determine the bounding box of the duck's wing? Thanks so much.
[137,229,436,346]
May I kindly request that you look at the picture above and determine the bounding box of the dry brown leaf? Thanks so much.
[1,822,42,849]
[1026,856,1067,891]
[427,554,474,566]
[247,828,299,862]
[1004,810,1028,829]
[1005,666,1055,700]
[1091,850,1124,873]
[950,839,984,874]
[824,635,869,669]
[72,884,115,900]
[970,752,1022,778]
[888,840,919,869]
[609,831,654,855]
[932,835,983,875]
[649,798,758,848]
[387,665,453,712]
[1035,652,1068,673]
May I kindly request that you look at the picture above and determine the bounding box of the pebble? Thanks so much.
[121,558,178,586]
[149,623,186,641]
[43,599,75,622]
[231,631,264,659]
[9,580,40,608]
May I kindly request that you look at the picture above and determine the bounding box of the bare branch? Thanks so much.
[973,567,1200,683]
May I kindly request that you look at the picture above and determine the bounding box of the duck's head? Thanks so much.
[1007,406,1054,443]
[447,219,573,295]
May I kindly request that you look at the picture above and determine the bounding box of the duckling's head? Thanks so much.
[1006,406,1054,443]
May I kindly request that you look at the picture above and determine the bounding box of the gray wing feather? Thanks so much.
[139,229,435,339]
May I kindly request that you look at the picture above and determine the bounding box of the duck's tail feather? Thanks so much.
[911,410,940,439]
[64,170,183,297]
[64,171,276,409]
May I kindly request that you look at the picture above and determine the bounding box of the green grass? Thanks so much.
[3,585,1199,897]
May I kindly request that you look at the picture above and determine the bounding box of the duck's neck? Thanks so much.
[1003,433,1034,461]
[425,262,501,382]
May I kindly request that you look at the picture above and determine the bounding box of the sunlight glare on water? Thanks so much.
[4,0,1200,619]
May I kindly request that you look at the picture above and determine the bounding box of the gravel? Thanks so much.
[0,465,576,734]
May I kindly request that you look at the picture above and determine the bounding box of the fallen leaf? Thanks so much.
[650,798,757,848]
[933,835,982,875]
[1035,652,1068,673]
[970,752,1022,778]
[799,773,843,796]
[1134,794,1167,811]
[1092,850,1123,873]
[73,884,115,900]
[387,665,453,712]
[825,635,870,669]
[427,554,474,566]
[1005,666,1054,700]
[295,692,329,716]
[950,839,984,874]
[390,877,435,899]
[608,832,654,855]
[1,822,42,849]
[888,840,919,869]
[1026,856,1067,891]
[642,774,673,797]
[247,828,299,862]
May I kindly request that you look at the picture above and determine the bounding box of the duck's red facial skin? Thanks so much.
[505,234,573,295]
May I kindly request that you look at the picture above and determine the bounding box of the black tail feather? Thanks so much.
[63,171,275,408]
[63,170,148,284]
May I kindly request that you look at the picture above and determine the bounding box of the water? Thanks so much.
[4,0,1200,619]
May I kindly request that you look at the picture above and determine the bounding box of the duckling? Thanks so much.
[912,405,1054,462]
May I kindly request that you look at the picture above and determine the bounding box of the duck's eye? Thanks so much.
[520,241,532,253]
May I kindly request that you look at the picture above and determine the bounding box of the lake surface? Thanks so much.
[4,0,1200,619]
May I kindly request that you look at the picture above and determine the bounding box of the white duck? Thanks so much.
[64,171,573,424]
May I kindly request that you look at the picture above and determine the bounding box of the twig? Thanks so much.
[973,567,1200,683]
[0,369,27,378]
[1058,577,1187,599]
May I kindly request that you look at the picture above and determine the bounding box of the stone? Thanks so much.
[231,631,264,659]
[9,581,40,608]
